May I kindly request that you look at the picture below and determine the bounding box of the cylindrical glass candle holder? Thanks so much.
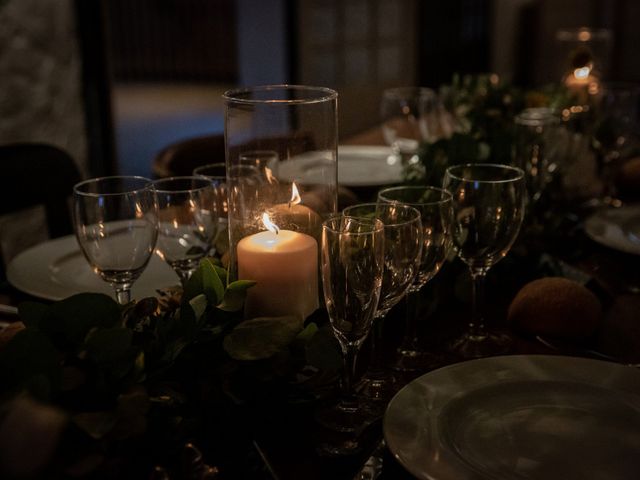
[223,85,338,320]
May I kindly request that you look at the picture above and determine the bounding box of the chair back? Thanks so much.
[153,134,226,177]
[0,142,81,238]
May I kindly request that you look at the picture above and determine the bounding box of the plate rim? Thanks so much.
[584,204,640,255]
[383,354,640,480]
[277,144,402,187]
[6,234,177,301]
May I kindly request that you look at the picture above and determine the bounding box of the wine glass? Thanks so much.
[238,150,280,179]
[443,163,526,358]
[593,82,640,206]
[193,163,230,257]
[73,176,158,305]
[152,176,219,284]
[342,203,422,405]
[377,186,453,372]
[316,215,385,454]
[380,87,439,167]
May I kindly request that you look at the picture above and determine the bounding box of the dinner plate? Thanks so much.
[584,204,640,255]
[384,355,640,480]
[277,145,402,187]
[6,235,178,301]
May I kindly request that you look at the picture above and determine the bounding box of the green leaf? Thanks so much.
[182,265,204,303]
[188,293,208,322]
[227,280,258,291]
[223,316,303,361]
[295,322,318,344]
[218,280,256,312]
[213,264,229,285]
[45,293,121,347]
[305,326,342,371]
[0,329,61,398]
[201,258,225,305]
[17,301,50,329]
[85,328,137,379]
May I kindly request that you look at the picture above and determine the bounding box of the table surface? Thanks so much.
[2,125,640,480]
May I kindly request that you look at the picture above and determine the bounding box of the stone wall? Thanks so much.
[0,0,87,174]
[0,0,88,264]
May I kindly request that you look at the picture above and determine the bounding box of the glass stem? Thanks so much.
[340,345,359,410]
[114,286,131,305]
[177,268,195,287]
[401,290,420,350]
[468,270,487,340]
[367,314,386,377]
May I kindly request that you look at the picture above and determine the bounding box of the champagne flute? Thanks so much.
[152,176,219,284]
[443,163,526,358]
[316,215,384,453]
[73,176,158,305]
[342,203,422,405]
[377,186,453,372]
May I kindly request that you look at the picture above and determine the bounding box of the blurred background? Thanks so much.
[1,0,639,180]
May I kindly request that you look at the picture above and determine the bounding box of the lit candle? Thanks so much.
[237,212,318,320]
[268,183,322,240]
[564,64,600,104]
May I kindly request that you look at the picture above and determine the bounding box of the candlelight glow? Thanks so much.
[264,166,277,184]
[262,212,279,234]
[573,66,591,80]
[289,182,301,206]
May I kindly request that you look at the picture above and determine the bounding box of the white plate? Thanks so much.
[6,235,178,301]
[584,205,640,255]
[276,145,402,187]
[384,355,640,480]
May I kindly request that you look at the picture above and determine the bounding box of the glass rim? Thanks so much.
[342,202,422,227]
[445,163,525,183]
[223,84,338,105]
[322,214,385,235]
[193,162,226,179]
[378,185,453,206]
[152,175,215,193]
[73,175,153,197]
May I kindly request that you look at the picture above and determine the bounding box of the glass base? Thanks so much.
[315,400,373,434]
[356,372,399,402]
[393,347,447,374]
[448,330,513,360]
[316,437,363,457]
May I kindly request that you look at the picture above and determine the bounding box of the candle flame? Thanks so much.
[262,212,279,234]
[573,66,591,80]
[289,182,301,207]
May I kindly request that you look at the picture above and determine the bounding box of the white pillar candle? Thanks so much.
[237,228,318,320]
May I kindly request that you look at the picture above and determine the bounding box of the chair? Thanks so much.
[152,133,316,178]
[153,134,226,178]
[0,142,81,276]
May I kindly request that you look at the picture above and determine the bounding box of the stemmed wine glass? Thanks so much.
[443,163,526,358]
[152,176,219,284]
[341,203,423,405]
[193,163,230,257]
[316,215,385,454]
[73,176,158,305]
[377,186,453,372]
[593,82,640,206]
